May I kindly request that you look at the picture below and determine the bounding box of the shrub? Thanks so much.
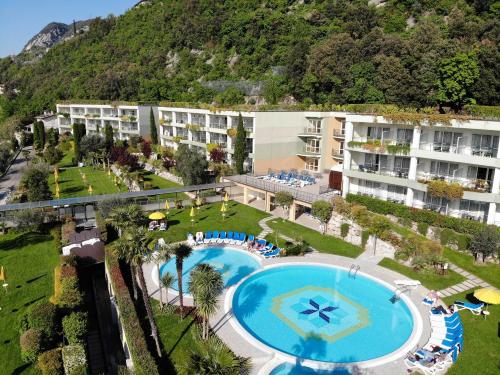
[44,147,63,165]
[340,223,350,238]
[285,239,309,256]
[61,221,76,246]
[398,216,412,227]
[62,312,88,345]
[38,349,63,375]
[361,230,369,249]
[20,329,44,363]
[105,251,159,374]
[351,204,370,227]
[62,344,88,375]
[27,301,57,339]
[58,276,83,309]
[417,222,429,236]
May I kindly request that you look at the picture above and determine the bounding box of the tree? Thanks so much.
[113,226,162,357]
[140,140,152,159]
[149,107,158,145]
[107,204,145,237]
[14,209,46,232]
[274,191,294,218]
[233,114,246,174]
[436,52,480,111]
[175,144,207,185]
[263,76,286,105]
[209,147,226,163]
[43,147,63,165]
[72,123,86,162]
[109,146,139,171]
[104,123,114,151]
[0,144,11,173]
[189,264,224,339]
[311,200,333,234]
[150,243,171,309]
[161,272,175,305]
[33,121,45,151]
[214,87,245,106]
[80,134,106,161]
[46,128,59,147]
[368,216,391,255]
[469,225,500,263]
[168,243,193,317]
[21,162,52,201]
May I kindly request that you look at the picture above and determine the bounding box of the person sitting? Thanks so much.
[247,240,256,251]
[148,221,158,231]
[159,221,167,231]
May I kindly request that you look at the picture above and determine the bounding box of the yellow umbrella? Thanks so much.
[196,196,202,209]
[55,183,60,193]
[55,190,60,199]
[0,266,5,281]
[220,202,227,220]
[108,169,111,176]
[474,288,500,305]
[164,200,170,209]
[149,211,166,220]
[224,192,229,202]
[88,185,93,194]
[190,206,195,225]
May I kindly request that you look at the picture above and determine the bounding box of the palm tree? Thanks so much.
[113,226,162,357]
[161,272,175,305]
[188,336,250,375]
[107,204,145,236]
[168,243,193,317]
[150,242,172,309]
[189,264,224,339]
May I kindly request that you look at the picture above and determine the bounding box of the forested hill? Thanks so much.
[0,0,499,121]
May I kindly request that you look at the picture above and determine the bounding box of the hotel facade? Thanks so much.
[56,103,500,225]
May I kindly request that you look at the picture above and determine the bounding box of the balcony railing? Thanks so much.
[331,149,343,158]
[300,127,322,135]
[210,122,227,130]
[417,172,492,192]
[354,165,409,178]
[332,129,345,138]
[192,137,207,143]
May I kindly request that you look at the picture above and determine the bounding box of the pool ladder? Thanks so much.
[390,285,411,303]
[348,264,360,278]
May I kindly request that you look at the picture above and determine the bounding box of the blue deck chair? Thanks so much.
[247,234,255,242]
[210,230,219,243]
[229,232,239,245]
[264,248,281,258]
[218,231,227,243]
[225,231,233,244]
[238,232,247,244]
[203,231,212,244]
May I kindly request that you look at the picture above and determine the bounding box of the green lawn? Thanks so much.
[153,303,198,375]
[49,166,127,198]
[443,290,499,375]
[443,248,500,289]
[139,170,187,199]
[0,231,60,375]
[378,258,465,290]
[267,218,363,258]
[56,147,75,168]
[148,201,269,243]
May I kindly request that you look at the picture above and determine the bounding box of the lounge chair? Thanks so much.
[247,234,254,242]
[225,231,233,244]
[230,232,239,245]
[210,231,219,244]
[218,231,227,244]
[264,248,281,258]
[453,301,484,315]
[405,355,450,375]
[195,232,204,244]
[263,243,274,252]
[236,233,246,245]
[187,233,196,246]
[203,231,213,244]
[422,297,435,306]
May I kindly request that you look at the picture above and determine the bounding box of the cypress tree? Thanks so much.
[234,114,246,174]
[33,121,45,151]
[150,107,158,145]
[73,123,86,162]
[104,123,114,151]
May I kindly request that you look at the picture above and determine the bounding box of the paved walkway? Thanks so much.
[438,263,497,297]
[0,146,31,205]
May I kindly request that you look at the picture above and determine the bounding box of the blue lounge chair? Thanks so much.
[218,231,227,243]
[264,248,281,258]
[225,231,233,244]
[454,301,484,315]
[237,232,246,245]
[229,232,238,245]
[264,243,274,251]
[248,234,254,242]
[203,231,212,244]
[210,231,219,244]
[422,297,434,306]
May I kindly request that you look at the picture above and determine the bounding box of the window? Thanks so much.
[360,180,381,197]
[425,194,449,213]
[430,161,459,177]
[367,127,390,141]
[433,131,463,152]
[191,113,205,126]
[459,199,488,221]
[363,154,387,171]
[387,185,407,202]
[306,138,320,153]
[472,134,499,157]
[175,112,188,124]
[305,157,319,171]
[396,128,413,145]
[394,157,411,174]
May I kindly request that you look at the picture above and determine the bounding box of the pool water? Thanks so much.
[232,265,414,363]
[270,363,351,375]
[160,247,260,294]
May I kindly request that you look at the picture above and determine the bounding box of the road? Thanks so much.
[0,147,31,205]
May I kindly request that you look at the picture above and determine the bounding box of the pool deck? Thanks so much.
[143,247,433,375]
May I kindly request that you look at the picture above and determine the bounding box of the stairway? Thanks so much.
[86,330,107,375]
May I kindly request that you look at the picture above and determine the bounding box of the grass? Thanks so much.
[443,290,499,375]
[148,201,269,243]
[378,258,465,290]
[267,218,363,258]
[0,230,60,375]
[153,303,198,375]
[49,166,127,198]
[443,248,500,289]
[139,170,187,199]
[56,147,75,168]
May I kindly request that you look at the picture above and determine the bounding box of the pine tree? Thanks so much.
[150,107,158,145]
[234,114,246,174]
[104,123,114,151]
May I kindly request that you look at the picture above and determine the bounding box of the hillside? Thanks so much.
[0,0,498,120]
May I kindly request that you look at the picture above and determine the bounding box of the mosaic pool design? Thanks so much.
[232,265,414,363]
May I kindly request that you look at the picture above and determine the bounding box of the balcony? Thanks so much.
[103,110,118,118]
[209,122,227,130]
[419,143,498,159]
[347,139,411,155]
[297,145,321,157]
[417,172,492,193]
[192,136,207,143]
[298,127,322,137]
[332,129,345,138]
[72,111,85,117]
[354,165,409,179]
[331,149,343,159]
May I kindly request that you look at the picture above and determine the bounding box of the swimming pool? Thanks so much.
[160,247,260,294]
[232,264,417,364]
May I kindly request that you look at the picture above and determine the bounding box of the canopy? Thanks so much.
[224,192,229,202]
[149,211,166,220]
[190,206,195,217]
[164,200,170,209]
[474,288,500,305]
[220,202,227,212]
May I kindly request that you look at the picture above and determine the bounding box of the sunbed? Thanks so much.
[218,231,227,243]
[210,231,219,244]
[224,231,233,244]
[264,248,281,258]
[203,231,212,244]
[453,301,484,315]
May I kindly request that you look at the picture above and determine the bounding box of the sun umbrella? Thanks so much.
[55,190,60,199]
[220,202,227,220]
[149,211,166,220]
[474,288,500,305]
[108,169,111,176]
[224,192,229,202]
[164,200,170,209]
[190,206,195,225]
[0,266,5,281]
[196,196,202,209]
[88,185,93,194]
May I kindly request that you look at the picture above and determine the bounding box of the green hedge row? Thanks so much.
[105,250,159,375]
[346,194,487,237]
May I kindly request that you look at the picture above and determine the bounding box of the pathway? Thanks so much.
[0,146,31,205]
[257,216,295,243]
[438,263,497,297]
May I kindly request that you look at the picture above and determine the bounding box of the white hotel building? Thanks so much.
[342,115,500,225]
[55,102,500,225]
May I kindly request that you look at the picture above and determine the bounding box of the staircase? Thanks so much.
[86,330,107,374]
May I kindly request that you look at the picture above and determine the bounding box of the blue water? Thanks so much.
[232,265,414,363]
[270,363,351,375]
[159,247,260,293]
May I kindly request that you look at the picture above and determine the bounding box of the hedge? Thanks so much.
[38,349,63,375]
[346,194,488,237]
[105,250,159,375]
[20,329,44,363]
[62,344,88,375]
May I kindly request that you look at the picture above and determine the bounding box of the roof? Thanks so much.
[69,228,101,245]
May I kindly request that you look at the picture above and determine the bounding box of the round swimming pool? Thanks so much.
[232,264,416,364]
[160,247,260,294]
